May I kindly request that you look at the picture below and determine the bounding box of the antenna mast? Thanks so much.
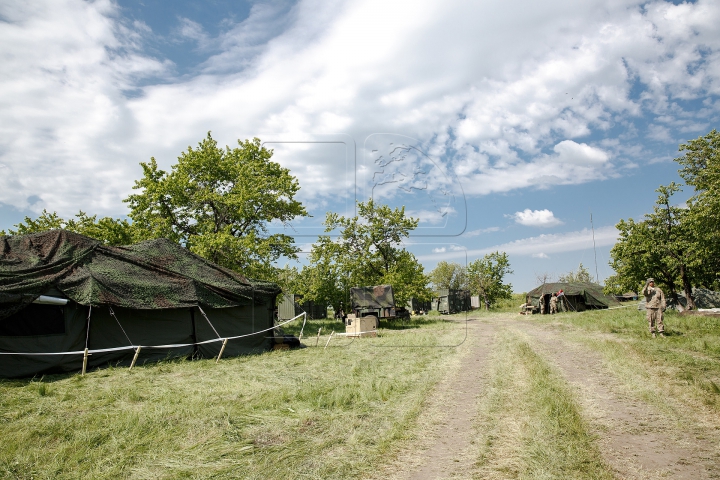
[590,211,599,283]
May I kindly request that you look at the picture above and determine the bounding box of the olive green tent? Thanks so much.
[527,282,620,313]
[0,230,280,378]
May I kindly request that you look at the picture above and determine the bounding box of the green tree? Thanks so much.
[429,261,467,291]
[466,252,513,310]
[0,209,136,246]
[125,133,308,280]
[558,262,592,283]
[606,184,696,308]
[675,129,720,289]
[306,199,431,308]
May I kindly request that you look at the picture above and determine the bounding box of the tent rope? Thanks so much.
[196,305,222,338]
[0,312,306,356]
[84,305,92,349]
[108,306,134,347]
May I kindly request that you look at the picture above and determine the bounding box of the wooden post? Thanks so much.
[315,327,322,347]
[129,346,142,370]
[81,348,89,376]
[216,338,228,363]
[324,330,335,350]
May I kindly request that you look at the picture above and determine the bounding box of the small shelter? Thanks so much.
[526,282,620,313]
[0,230,281,378]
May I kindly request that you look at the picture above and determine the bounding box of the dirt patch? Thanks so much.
[372,320,495,480]
[520,320,720,479]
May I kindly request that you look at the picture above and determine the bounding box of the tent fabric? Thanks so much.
[0,230,280,320]
[350,285,395,309]
[0,230,281,378]
[526,282,620,311]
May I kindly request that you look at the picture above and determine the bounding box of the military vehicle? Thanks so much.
[349,285,411,322]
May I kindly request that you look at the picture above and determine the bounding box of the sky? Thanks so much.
[1,0,719,292]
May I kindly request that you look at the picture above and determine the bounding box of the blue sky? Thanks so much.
[1,0,718,292]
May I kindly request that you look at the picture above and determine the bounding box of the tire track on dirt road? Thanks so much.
[521,319,720,479]
[374,319,495,480]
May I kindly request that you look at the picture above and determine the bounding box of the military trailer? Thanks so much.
[407,297,431,314]
[349,285,411,322]
[278,294,326,320]
[431,289,471,314]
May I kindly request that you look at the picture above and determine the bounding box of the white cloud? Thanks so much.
[463,226,500,237]
[418,226,619,261]
[1,0,720,218]
[432,247,446,253]
[511,209,563,227]
[532,252,549,259]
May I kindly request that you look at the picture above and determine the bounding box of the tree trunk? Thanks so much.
[679,264,696,310]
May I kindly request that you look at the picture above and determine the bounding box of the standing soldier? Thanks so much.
[549,292,558,314]
[642,278,665,338]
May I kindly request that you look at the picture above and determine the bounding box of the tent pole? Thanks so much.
[216,338,228,363]
[315,327,322,347]
[324,330,334,350]
[129,346,142,370]
[81,348,89,376]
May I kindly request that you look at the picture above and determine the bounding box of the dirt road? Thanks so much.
[377,315,720,479]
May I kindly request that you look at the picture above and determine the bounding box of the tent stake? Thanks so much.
[129,346,142,370]
[315,327,322,347]
[81,348,89,376]
[216,338,228,363]
[324,331,335,350]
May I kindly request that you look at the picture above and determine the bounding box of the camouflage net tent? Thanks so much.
[0,230,281,378]
[527,282,620,313]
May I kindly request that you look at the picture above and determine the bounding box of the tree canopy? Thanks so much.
[0,210,136,246]
[607,130,720,307]
[299,199,431,310]
[428,261,467,291]
[558,263,592,283]
[125,133,308,280]
[466,252,513,310]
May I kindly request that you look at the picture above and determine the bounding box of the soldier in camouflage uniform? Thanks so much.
[549,293,558,314]
[642,278,665,338]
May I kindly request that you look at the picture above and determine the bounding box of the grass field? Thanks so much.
[0,316,464,479]
[2,303,719,479]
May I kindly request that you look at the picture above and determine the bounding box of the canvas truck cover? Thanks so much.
[0,230,280,320]
[350,285,395,309]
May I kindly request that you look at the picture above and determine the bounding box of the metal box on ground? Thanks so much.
[345,314,378,337]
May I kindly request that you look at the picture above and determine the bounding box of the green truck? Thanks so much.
[349,285,411,321]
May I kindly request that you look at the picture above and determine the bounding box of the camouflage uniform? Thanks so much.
[549,294,558,314]
[642,279,665,335]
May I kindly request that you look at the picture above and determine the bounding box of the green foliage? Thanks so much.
[0,210,136,246]
[428,261,467,290]
[301,199,431,309]
[557,262,592,283]
[125,133,308,280]
[466,252,513,310]
[675,129,720,289]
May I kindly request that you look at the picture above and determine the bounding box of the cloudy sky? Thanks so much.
[1,0,718,291]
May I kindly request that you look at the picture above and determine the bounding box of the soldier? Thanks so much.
[549,292,558,314]
[540,295,546,314]
[641,278,665,338]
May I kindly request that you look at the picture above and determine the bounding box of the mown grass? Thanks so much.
[534,307,720,411]
[474,328,613,479]
[0,316,463,479]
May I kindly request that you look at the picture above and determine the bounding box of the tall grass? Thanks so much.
[535,308,720,411]
[0,316,463,479]
[474,328,613,479]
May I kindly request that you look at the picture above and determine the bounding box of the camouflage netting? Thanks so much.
[0,230,281,320]
[527,282,621,309]
[350,285,395,309]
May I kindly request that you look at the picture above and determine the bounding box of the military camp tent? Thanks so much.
[527,282,620,313]
[0,230,281,378]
